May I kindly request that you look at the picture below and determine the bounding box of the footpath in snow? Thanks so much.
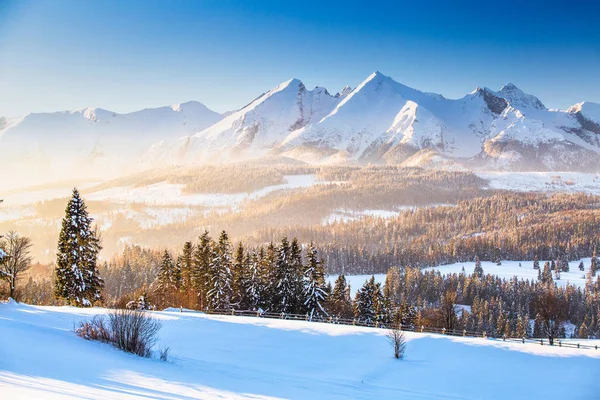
[0,301,599,399]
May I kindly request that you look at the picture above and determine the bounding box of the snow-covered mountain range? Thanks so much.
[2,71,600,188]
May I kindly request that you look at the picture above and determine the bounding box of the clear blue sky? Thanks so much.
[1,0,599,116]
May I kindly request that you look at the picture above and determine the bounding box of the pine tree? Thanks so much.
[541,262,553,284]
[179,241,195,308]
[516,314,526,338]
[474,256,484,278]
[289,238,306,314]
[329,274,353,318]
[591,246,599,276]
[533,255,540,270]
[303,243,328,320]
[207,231,233,310]
[579,261,585,272]
[259,243,277,311]
[244,251,262,310]
[274,237,296,313]
[193,231,212,310]
[155,250,179,305]
[354,276,378,324]
[232,242,247,308]
[54,188,103,307]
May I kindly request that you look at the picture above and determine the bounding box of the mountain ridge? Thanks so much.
[2,72,600,189]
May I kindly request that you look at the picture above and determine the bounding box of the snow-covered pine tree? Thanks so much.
[303,243,328,320]
[244,251,262,310]
[193,231,212,310]
[591,245,599,276]
[207,231,233,310]
[155,249,179,305]
[232,242,248,309]
[329,274,353,318]
[354,276,377,324]
[179,241,195,308]
[274,237,295,313]
[474,256,484,278]
[290,238,305,314]
[259,243,277,311]
[54,188,103,307]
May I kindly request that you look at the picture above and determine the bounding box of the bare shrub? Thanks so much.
[76,309,161,358]
[108,309,161,357]
[76,315,110,342]
[159,346,170,361]
[387,326,407,360]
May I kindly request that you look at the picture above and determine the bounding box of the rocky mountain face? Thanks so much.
[2,72,600,188]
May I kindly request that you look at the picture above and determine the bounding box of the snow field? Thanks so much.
[1,301,599,399]
[327,258,591,297]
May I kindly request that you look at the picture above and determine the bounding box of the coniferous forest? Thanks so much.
[4,178,600,344]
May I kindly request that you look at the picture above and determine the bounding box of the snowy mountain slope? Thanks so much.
[1,301,598,400]
[153,79,340,164]
[0,102,222,189]
[5,72,600,190]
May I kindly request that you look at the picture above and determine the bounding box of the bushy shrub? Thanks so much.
[76,309,161,358]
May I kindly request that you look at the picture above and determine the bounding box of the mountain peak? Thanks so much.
[498,83,546,110]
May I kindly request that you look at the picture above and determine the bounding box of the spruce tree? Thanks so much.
[303,243,328,320]
[179,241,195,308]
[259,243,277,311]
[155,249,179,305]
[290,238,305,314]
[354,276,378,324]
[207,231,233,310]
[244,251,262,310]
[329,274,353,318]
[474,256,484,278]
[232,242,247,308]
[55,188,103,307]
[533,255,540,270]
[193,231,212,310]
[274,237,295,313]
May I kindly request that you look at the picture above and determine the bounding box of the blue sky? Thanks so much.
[0,0,598,116]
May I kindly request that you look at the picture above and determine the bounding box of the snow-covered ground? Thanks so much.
[328,258,591,296]
[1,301,598,400]
[423,259,589,288]
[478,171,600,195]
[86,174,322,207]
[321,204,452,225]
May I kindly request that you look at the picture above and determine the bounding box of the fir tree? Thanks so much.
[474,256,484,278]
[179,241,195,307]
[591,246,599,276]
[274,237,296,313]
[232,242,247,308]
[207,231,233,310]
[533,255,540,270]
[193,231,212,310]
[244,251,262,310]
[354,276,378,324]
[54,188,103,307]
[329,274,353,318]
[303,243,328,320]
[259,243,277,310]
[155,250,179,305]
[289,238,306,314]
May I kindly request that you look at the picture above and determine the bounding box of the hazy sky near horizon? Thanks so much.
[1,0,599,116]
